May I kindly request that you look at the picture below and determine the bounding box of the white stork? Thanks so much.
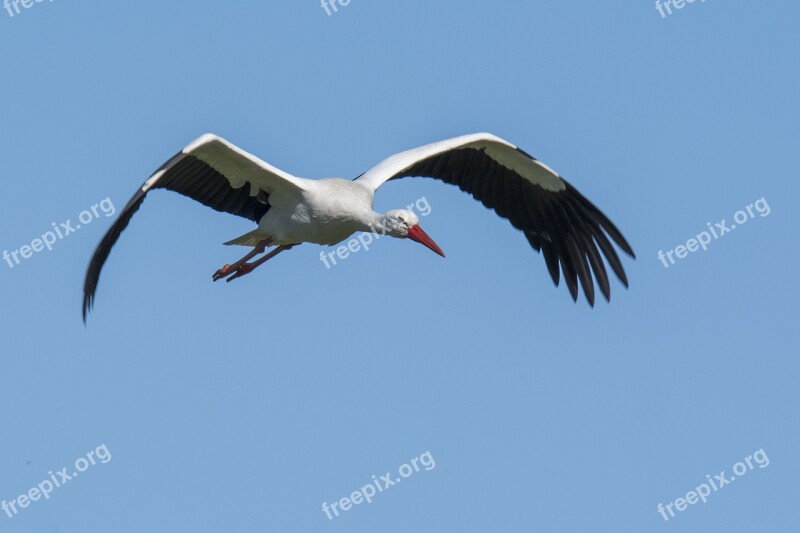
[82,133,635,320]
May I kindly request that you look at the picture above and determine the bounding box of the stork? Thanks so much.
[82,133,635,321]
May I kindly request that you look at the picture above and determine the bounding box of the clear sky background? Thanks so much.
[1,1,797,531]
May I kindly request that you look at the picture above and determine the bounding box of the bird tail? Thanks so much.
[224,229,269,247]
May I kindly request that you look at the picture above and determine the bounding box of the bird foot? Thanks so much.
[212,264,233,282]
[225,263,255,283]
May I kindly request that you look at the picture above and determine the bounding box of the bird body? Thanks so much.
[82,132,635,321]
[252,178,378,247]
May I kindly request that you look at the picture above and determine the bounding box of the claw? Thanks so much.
[225,263,254,283]
[213,243,293,284]
[212,238,274,282]
[212,264,233,282]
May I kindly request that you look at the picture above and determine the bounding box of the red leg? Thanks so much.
[225,245,294,282]
[212,238,272,282]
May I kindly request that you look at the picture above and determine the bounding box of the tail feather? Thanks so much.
[224,229,269,247]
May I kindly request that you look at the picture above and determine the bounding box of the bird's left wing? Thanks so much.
[82,134,307,321]
[355,132,635,305]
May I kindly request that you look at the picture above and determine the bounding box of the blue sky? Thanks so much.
[1,1,797,531]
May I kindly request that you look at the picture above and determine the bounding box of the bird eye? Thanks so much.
[397,216,405,223]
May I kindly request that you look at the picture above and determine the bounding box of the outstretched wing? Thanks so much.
[82,134,307,321]
[356,133,635,305]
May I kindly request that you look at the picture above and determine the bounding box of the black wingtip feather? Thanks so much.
[541,241,561,287]
[589,225,629,288]
[386,145,634,306]
[82,187,149,322]
[566,182,635,259]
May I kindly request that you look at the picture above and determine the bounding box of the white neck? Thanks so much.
[357,211,392,235]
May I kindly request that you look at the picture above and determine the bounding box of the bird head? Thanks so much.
[383,209,445,257]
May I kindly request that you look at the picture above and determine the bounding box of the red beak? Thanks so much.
[406,225,445,257]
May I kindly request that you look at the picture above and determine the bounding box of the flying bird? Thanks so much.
[82,133,635,320]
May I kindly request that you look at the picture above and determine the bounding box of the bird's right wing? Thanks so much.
[356,133,635,305]
[82,134,307,321]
